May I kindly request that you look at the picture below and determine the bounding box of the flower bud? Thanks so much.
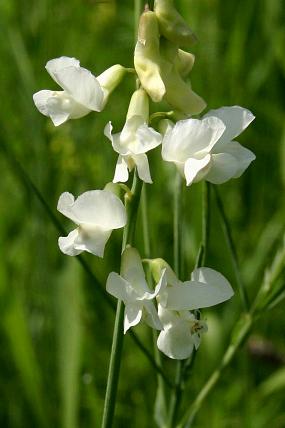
[159,44,206,116]
[97,64,128,107]
[175,49,195,78]
[134,11,166,102]
[126,88,149,122]
[154,0,197,48]
[147,258,178,286]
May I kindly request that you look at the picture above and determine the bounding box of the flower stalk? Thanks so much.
[101,170,143,428]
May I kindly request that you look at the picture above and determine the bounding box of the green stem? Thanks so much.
[178,313,253,428]
[201,182,210,266]
[101,171,142,428]
[213,186,250,312]
[168,171,183,427]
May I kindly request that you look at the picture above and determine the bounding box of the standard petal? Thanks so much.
[57,190,127,230]
[121,247,148,293]
[205,106,255,146]
[124,303,143,333]
[166,267,234,310]
[45,56,80,82]
[205,153,238,184]
[106,272,137,302]
[58,229,82,256]
[113,155,129,183]
[157,322,194,360]
[184,154,211,186]
[53,65,104,111]
[74,226,111,257]
[222,141,256,178]
[161,117,225,163]
[132,153,152,183]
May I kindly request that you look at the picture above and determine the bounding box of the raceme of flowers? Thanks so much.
[33,1,255,359]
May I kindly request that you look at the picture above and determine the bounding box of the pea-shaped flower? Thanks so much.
[162,106,255,185]
[148,258,234,359]
[104,88,162,183]
[106,247,167,333]
[33,57,126,126]
[57,190,127,257]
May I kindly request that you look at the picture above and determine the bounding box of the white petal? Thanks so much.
[121,247,148,292]
[57,190,127,229]
[221,141,256,178]
[74,226,111,257]
[124,303,143,333]
[106,272,138,302]
[58,229,82,256]
[33,90,90,126]
[113,156,129,183]
[205,153,238,184]
[133,123,162,154]
[52,66,104,111]
[205,106,255,145]
[45,56,80,82]
[166,267,234,310]
[162,117,225,163]
[132,153,152,183]
[184,154,211,186]
[104,121,130,155]
[157,322,194,360]
[143,301,163,330]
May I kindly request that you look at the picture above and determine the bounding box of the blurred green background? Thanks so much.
[0,0,285,427]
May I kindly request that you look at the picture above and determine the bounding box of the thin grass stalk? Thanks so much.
[101,171,143,428]
[213,185,250,311]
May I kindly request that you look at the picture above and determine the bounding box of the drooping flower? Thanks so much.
[106,246,167,333]
[148,258,234,359]
[33,57,126,126]
[57,190,127,257]
[162,106,255,185]
[104,88,162,183]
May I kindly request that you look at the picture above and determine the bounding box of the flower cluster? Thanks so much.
[33,0,255,359]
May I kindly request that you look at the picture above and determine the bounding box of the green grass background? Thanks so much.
[0,0,284,427]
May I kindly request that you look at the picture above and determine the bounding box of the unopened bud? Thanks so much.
[134,11,166,102]
[175,49,195,78]
[154,0,197,48]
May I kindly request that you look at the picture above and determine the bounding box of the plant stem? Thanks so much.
[213,186,250,312]
[201,182,211,266]
[168,171,183,427]
[178,313,253,428]
[101,171,142,428]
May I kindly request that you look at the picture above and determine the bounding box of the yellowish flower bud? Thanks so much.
[175,49,195,78]
[126,88,149,122]
[154,0,197,48]
[134,11,166,102]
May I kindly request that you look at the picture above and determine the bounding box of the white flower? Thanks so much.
[151,260,234,359]
[33,57,126,126]
[104,88,162,183]
[57,190,127,257]
[106,247,167,333]
[162,106,255,185]
[157,306,207,360]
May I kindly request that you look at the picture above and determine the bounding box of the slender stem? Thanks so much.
[178,314,253,428]
[213,186,250,312]
[101,171,142,428]
[201,182,211,266]
[168,171,183,427]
